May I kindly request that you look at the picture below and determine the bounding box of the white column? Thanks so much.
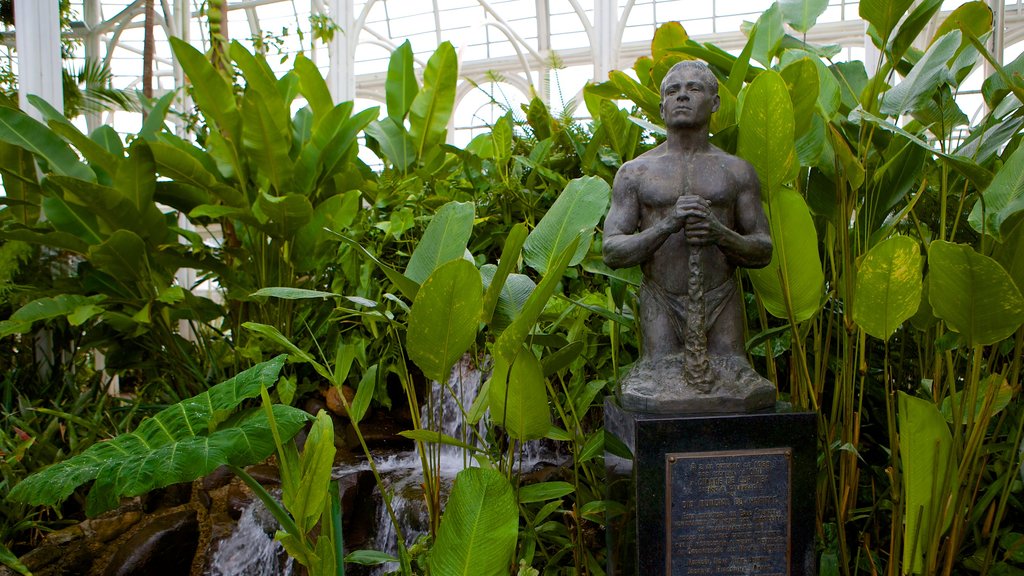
[325,0,355,102]
[172,0,192,137]
[863,20,880,76]
[84,0,103,131]
[15,0,63,119]
[535,0,550,104]
[593,0,618,82]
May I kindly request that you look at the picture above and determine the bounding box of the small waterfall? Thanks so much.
[208,498,293,576]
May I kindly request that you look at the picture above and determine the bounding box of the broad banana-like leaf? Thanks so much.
[293,190,360,272]
[8,356,306,516]
[91,125,124,156]
[489,343,550,440]
[115,140,157,211]
[243,322,317,364]
[608,71,662,121]
[169,37,240,139]
[407,259,482,382]
[651,22,688,63]
[230,41,286,111]
[253,192,313,238]
[981,51,1024,108]
[329,232,420,301]
[409,41,457,159]
[292,54,334,123]
[241,91,294,193]
[0,107,95,182]
[139,91,176,140]
[852,235,923,340]
[860,0,915,43]
[779,58,819,138]
[928,240,1024,346]
[491,112,513,162]
[0,294,107,337]
[404,201,475,284]
[149,140,245,207]
[430,468,518,576]
[750,3,784,67]
[780,0,828,33]
[365,117,415,171]
[898,392,954,575]
[749,187,824,322]
[879,31,961,116]
[737,70,797,196]
[481,223,528,326]
[992,217,1024,292]
[889,0,943,62]
[968,141,1024,240]
[41,195,103,245]
[0,140,41,225]
[48,175,159,240]
[386,40,418,122]
[87,230,151,288]
[523,176,610,275]
[28,95,121,175]
[320,107,379,181]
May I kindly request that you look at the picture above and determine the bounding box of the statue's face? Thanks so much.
[660,68,720,130]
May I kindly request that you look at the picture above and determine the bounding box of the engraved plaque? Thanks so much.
[666,448,791,575]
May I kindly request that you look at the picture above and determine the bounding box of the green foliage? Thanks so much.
[407,259,482,382]
[430,468,518,576]
[852,235,923,340]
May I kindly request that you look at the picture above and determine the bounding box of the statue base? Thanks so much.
[618,355,775,413]
[604,397,817,575]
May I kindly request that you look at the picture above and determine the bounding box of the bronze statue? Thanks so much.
[603,60,776,413]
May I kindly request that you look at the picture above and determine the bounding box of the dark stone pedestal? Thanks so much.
[604,397,816,576]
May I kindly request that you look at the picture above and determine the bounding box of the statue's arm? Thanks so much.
[719,160,772,268]
[602,166,682,269]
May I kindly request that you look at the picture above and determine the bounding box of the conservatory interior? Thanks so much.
[1,0,1024,575]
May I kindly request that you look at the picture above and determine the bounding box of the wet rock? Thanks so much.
[226,484,252,521]
[345,414,412,449]
[244,464,281,486]
[304,396,327,416]
[104,509,199,576]
[202,465,234,492]
[143,482,192,513]
[325,385,356,418]
[85,510,142,543]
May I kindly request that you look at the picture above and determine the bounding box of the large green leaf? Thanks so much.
[407,259,482,382]
[149,140,244,207]
[29,95,121,175]
[293,190,360,272]
[253,192,313,238]
[230,41,285,110]
[780,0,828,33]
[651,22,688,63]
[879,31,961,116]
[240,91,294,193]
[968,141,1024,240]
[860,0,915,43]
[928,240,1024,346]
[888,0,944,62]
[0,107,95,182]
[386,40,418,122]
[114,140,157,211]
[852,235,923,340]
[780,58,819,138]
[489,343,550,440]
[41,195,103,245]
[169,37,240,138]
[749,187,823,322]
[608,71,662,121]
[429,467,518,576]
[523,176,610,275]
[320,107,378,181]
[48,175,161,240]
[87,230,151,287]
[750,3,785,67]
[365,117,415,171]
[0,140,41,225]
[482,223,528,326]
[898,392,954,575]
[292,54,334,124]
[405,201,475,284]
[409,41,457,159]
[8,357,304,514]
[737,70,797,196]
[0,294,107,337]
[284,410,336,534]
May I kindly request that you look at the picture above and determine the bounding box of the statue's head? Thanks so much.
[659,60,720,129]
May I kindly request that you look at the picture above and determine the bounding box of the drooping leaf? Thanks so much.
[407,259,482,382]
[750,3,785,67]
[8,357,300,514]
[968,142,1024,240]
[518,481,575,504]
[41,195,103,245]
[365,117,415,171]
[398,429,480,452]
[87,230,150,287]
[940,374,1014,423]
[489,343,550,440]
[608,71,663,121]
[523,176,610,275]
[898,392,954,575]
[409,41,457,159]
[880,31,961,116]
[982,50,1024,108]
[780,0,828,33]
[251,287,337,300]
[429,468,518,576]
[253,192,313,238]
[386,40,418,122]
[350,364,378,424]
[0,107,95,181]
[853,235,923,340]
[0,294,107,337]
[404,201,475,285]
[149,140,245,207]
[328,231,420,301]
[737,70,797,196]
[243,322,317,364]
[927,241,1024,346]
[748,187,823,322]
[115,140,157,211]
[889,0,944,62]
[293,190,361,272]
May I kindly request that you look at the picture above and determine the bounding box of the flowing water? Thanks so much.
[208,496,294,576]
[209,354,563,575]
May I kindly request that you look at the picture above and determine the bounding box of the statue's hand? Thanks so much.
[675,195,726,245]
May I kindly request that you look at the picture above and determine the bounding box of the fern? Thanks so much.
[0,240,31,303]
[8,355,311,516]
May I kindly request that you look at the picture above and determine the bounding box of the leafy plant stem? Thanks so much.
[229,463,308,549]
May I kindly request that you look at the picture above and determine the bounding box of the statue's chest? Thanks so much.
[638,165,731,209]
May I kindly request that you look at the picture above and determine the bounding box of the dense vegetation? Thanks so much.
[1,0,1024,574]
